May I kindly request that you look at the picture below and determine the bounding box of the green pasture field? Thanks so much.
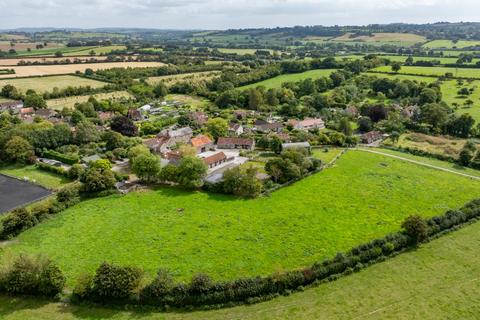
[3,218,480,319]
[372,65,480,79]
[440,50,480,57]
[377,55,480,65]
[11,46,92,57]
[0,165,71,190]
[423,40,480,49]
[0,75,107,94]
[238,69,337,90]
[46,91,134,110]
[3,150,479,287]
[311,147,344,163]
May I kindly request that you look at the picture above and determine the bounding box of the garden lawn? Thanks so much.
[3,150,479,287]
[0,165,71,190]
[238,69,337,90]
[2,198,480,319]
[0,75,106,94]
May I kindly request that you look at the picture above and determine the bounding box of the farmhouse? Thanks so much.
[254,121,284,133]
[34,108,57,120]
[288,118,325,131]
[190,134,214,153]
[361,131,383,144]
[228,122,244,136]
[145,127,193,154]
[217,137,255,150]
[0,100,23,112]
[202,151,228,169]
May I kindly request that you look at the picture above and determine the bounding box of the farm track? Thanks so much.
[357,148,480,181]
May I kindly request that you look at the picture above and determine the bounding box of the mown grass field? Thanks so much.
[372,65,480,79]
[376,55,480,65]
[46,91,134,110]
[2,215,480,319]
[423,39,480,49]
[3,150,479,287]
[0,75,106,94]
[311,147,344,163]
[0,165,71,190]
[239,69,337,90]
[0,61,166,78]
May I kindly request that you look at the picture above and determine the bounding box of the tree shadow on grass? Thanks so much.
[0,295,53,318]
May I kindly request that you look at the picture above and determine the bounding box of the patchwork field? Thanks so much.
[146,71,220,86]
[423,39,480,49]
[46,91,134,110]
[0,61,166,78]
[3,150,479,287]
[3,218,480,319]
[0,56,111,66]
[239,69,337,90]
[0,75,106,94]
[372,65,480,79]
[333,32,426,45]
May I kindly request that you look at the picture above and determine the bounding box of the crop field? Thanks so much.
[392,133,468,158]
[0,165,71,190]
[146,71,220,86]
[0,56,110,66]
[0,61,165,79]
[0,41,63,53]
[333,32,426,44]
[0,75,106,94]
[372,65,480,79]
[3,218,479,319]
[423,39,480,49]
[3,150,480,286]
[239,69,337,90]
[62,45,127,56]
[46,91,134,110]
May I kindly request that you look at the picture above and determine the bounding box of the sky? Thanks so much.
[1,0,480,30]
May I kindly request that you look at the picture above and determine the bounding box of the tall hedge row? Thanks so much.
[71,199,480,309]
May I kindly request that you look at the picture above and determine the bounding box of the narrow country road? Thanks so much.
[356,148,480,181]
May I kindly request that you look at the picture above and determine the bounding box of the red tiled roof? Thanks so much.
[203,152,226,165]
[20,107,34,114]
[190,134,212,147]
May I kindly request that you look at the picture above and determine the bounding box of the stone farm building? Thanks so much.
[361,131,383,144]
[144,127,193,154]
[190,134,214,153]
[0,100,23,113]
[228,122,244,136]
[202,152,228,169]
[217,137,255,150]
[288,118,325,131]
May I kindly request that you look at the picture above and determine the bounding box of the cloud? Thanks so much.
[0,0,479,29]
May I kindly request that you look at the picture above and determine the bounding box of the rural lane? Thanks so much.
[356,148,480,181]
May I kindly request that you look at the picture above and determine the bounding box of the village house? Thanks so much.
[190,134,214,153]
[254,120,284,133]
[217,137,255,150]
[127,108,143,121]
[189,111,208,126]
[228,122,244,136]
[34,108,57,120]
[202,151,228,169]
[361,131,383,144]
[144,127,193,154]
[0,100,23,113]
[19,107,34,120]
[288,118,325,131]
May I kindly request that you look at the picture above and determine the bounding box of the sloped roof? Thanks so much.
[203,152,226,165]
[191,134,212,147]
[217,137,254,146]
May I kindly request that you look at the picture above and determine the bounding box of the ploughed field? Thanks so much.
[2,150,480,286]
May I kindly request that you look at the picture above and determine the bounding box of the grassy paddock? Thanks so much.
[392,133,467,158]
[0,75,106,94]
[239,69,336,90]
[0,165,70,190]
[46,91,134,110]
[372,65,480,79]
[2,150,479,286]
[2,217,480,319]
[423,39,480,49]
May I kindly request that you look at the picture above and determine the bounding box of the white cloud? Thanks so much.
[0,0,479,29]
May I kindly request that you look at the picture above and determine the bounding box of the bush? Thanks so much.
[68,164,85,180]
[402,215,428,243]
[43,149,79,165]
[0,208,36,239]
[37,162,68,176]
[56,183,81,206]
[0,254,65,297]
